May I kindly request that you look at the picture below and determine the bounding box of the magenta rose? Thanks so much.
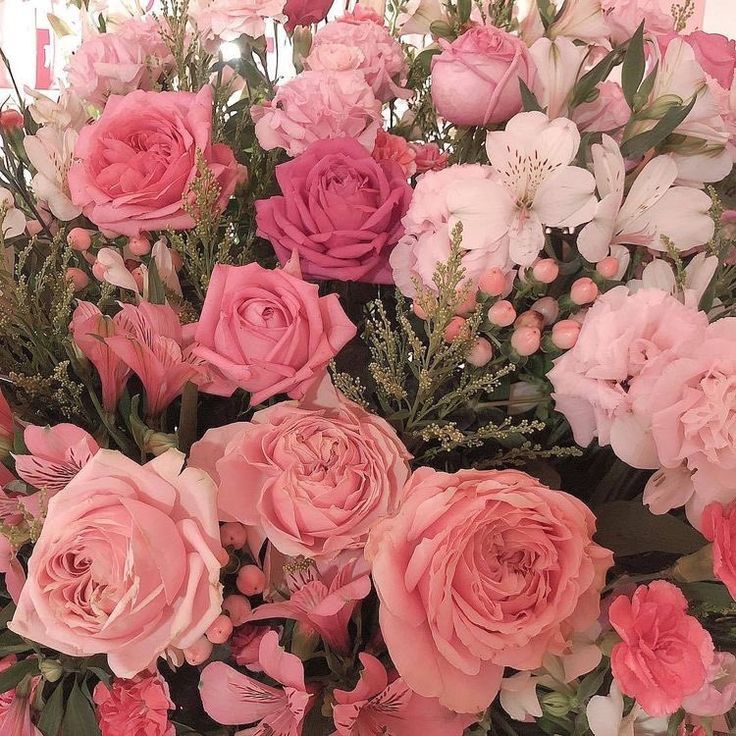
[68,86,238,236]
[659,30,736,90]
[256,138,412,283]
[366,467,613,714]
[190,260,357,404]
[283,0,332,31]
[431,26,535,127]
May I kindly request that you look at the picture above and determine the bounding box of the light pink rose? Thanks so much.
[251,70,382,157]
[68,86,238,237]
[189,0,286,42]
[572,81,630,134]
[658,31,736,90]
[189,378,412,559]
[431,26,536,126]
[189,259,356,404]
[94,672,175,736]
[283,0,332,32]
[9,449,225,678]
[609,581,714,717]
[547,287,708,452]
[366,467,613,713]
[601,0,674,44]
[66,17,174,108]
[306,17,411,101]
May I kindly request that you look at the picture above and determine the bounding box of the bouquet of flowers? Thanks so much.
[0,0,735,733]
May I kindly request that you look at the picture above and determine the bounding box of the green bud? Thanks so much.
[672,544,715,584]
[542,691,573,718]
[39,658,63,683]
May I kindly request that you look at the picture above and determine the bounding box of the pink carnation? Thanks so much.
[601,0,674,44]
[94,673,175,736]
[366,467,612,713]
[306,17,411,101]
[372,130,416,177]
[609,581,714,717]
[411,142,449,173]
[189,0,286,43]
[251,70,382,157]
[702,501,736,600]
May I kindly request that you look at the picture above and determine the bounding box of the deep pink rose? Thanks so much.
[94,673,175,736]
[190,259,356,404]
[431,26,535,126]
[702,502,736,599]
[68,86,238,236]
[659,31,736,90]
[9,449,225,677]
[256,137,412,283]
[189,378,412,559]
[366,467,613,713]
[609,581,714,717]
[283,0,332,31]
[251,71,382,157]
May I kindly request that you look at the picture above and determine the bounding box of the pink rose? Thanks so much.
[411,142,449,173]
[659,31,736,90]
[609,581,714,717]
[251,71,382,157]
[94,673,175,736]
[601,0,674,44]
[189,378,412,559]
[366,467,613,713]
[189,0,286,44]
[702,502,736,599]
[431,26,535,127]
[283,0,332,32]
[68,86,238,237]
[306,17,411,101]
[189,259,357,404]
[9,449,225,677]
[256,138,412,283]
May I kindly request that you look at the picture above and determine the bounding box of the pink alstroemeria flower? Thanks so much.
[332,653,475,736]
[199,631,312,734]
[14,423,99,493]
[0,656,42,736]
[247,558,371,654]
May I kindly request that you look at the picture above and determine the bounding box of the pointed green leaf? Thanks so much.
[621,22,646,108]
[0,658,39,693]
[570,46,625,108]
[519,79,544,113]
[61,681,101,736]
[37,682,65,736]
[633,61,659,112]
[457,0,472,24]
[620,95,697,158]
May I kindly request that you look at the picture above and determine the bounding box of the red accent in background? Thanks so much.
[35,27,53,89]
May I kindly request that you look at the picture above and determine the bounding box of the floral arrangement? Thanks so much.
[0,0,734,734]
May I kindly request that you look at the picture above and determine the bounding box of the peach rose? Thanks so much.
[9,449,224,677]
[366,467,613,713]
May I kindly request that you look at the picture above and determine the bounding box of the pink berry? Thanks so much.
[488,300,516,328]
[65,267,89,292]
[455,289,478,316]
[236,565,266,596]
[91,261,106,281]
[532,259,559,284]
[223,594,252,626]
[220,522,248,550]
[127,234,151,256]
[206,614,234,645]
[570,277,599,305]
[596,256,619,280]
[67,227,92,252]
[511,326,541,356]
[467,338,493,367]
[478,268,507,297]
[551,320,581,350]
[412,301,428,320]
[531,297,559,325]
[443,316,466,343]
[183,636,213,666]
[514,310,544,331]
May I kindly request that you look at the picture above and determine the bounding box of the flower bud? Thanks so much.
[220,522,248,550]
[39,658,63,683]
[67,227,92,252]
[532,258,559,284]
[206,614,234,645]
[0,109,23,131]
[65,267,89,292]
[223,594,252,626]
[570,277,598,305]
[551,319,581,350]
[467,338,493,367]
[542,691,573,718]
[183,636,213,666]
[478,267,507,296]
[127,235,151,257]
[531,296,559,325]
[443,316,466,342]
[511,326,541,356]
[596,256,619,280]
[488,300,516,327]
[515,310,544,331]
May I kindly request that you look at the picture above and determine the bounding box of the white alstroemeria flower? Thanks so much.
[23,126,81,222]
[0,188,25,239]
[447,112,598,266]
[548,0,610,45]
[587,683,668,736]
[530,37,589,119]
[577,135,714,262]
[397,0,446,35]
[499,671,543,723]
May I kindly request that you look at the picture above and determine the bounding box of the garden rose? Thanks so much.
[430,26,535,127]
[189,378,412,559]
[9,449,225,678]
[658,31,736,91]
[256,137,412,283]
[68,86,238,237]
[94,673,175,736]
[366,467,612,713]
[251,71,382,157]
[189,258,357,404]
[283,0,332,31]
[609,581,714,717]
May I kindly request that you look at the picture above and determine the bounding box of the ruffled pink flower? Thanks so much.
[609,581,714,717]
[702,502,736,599]
[658,31,736,91]
[682,651,736,717]
[189,0,286,44]
[372,130,416,177]
[94,672,175,736]
[0,657,41,736]
[14,424,99,493]
[411,142,449,173]
[306,17,411,101]
[247,557,371,653]
[199,631,312,732]
[601,0,674,44]
[251,71,382,157]
[333,653,475,736]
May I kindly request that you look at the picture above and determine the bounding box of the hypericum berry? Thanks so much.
[220,522,248,550]
[551,319,581,350]
[570,277,599,305]
[531,297,559,325]
[467,338,493,367]
[443,316,466,343]
[206,614,234,645]
[183,636,214,666]
[511,326,541,356]
[236,565,266,596]
[127,234,151,256]
[488,300,516,328]
[222,594,252,626]
[596,256,619,280]
[478,268,507,297]
[67,227,92,252]
[65,267,89,292]
[532,259,559,284]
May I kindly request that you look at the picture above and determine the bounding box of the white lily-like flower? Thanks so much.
[577,135,714,262]
[587,683,668,736]
[530,37,589,120]
[397,0,446,35]
[548,0,610,45]
[447,111,598,266]
[0,188,26,239]
[499,671,543,723]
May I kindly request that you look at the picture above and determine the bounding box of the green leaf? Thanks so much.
[0,601,15,629]
[429,20,455,39]
[37,682,65,736]
[61,681,101,736]
[570,47,624,108]
[633,62,659,113]
[620,95,697,159]
[621,22,646,108]
[456,0,472,24]
[680,581,735,608]
[519,79,544,113]
[0,629,33,655]
[411,47,440,77]
[0,658,39,693]
[594,500,705,557]
[145,258,166,305]
[667,709,686,736]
